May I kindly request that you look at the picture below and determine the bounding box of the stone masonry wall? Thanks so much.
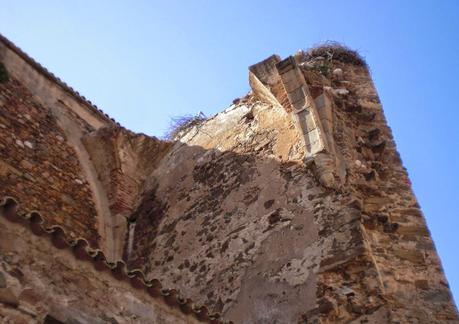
[0,199,204,324]
[82,126,173,261]
[326,60,459,322]
[0,32,457,323]
[0,35,148,260]
[126,51,458,323]
[0,78,100,246]
[293,53,458,322]
[127,100,328,323]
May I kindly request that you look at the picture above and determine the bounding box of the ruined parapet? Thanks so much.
[248,55,290,110]
[128,47,458,323]
[251,54,344,189]
[275,56,327,155]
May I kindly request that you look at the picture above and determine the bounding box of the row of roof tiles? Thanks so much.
[0,196,227,323]
[0,33,118,126]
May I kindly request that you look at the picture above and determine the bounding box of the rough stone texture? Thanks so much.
[82,126,172,260]
[127,55,458,322]
[0,35,174,261]
[0,78,101,247]
[0,33,458,323]
[249,54,291,111]
[0,204,202,324]
[128,102,319,323]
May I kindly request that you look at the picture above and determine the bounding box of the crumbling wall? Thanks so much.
[127,49,458,323]
[0,36,168,261]
[82,126,172,262]
[127,101,324,323]
[0,77,101,247]
[1,32,457,323]
[324,60,459,322]
[286,50,457,322]
[0,199,206,324]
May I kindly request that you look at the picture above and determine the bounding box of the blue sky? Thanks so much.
[1,1,458,305]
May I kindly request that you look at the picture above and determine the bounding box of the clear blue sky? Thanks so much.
[1,1,458,305]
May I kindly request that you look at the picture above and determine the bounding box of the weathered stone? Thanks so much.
[415,280,429,290]
[0,288,19,307]
[424,290,451,303]
[332,68,343,79]
[19,160,34,170]
[363,196,392,213]
[23,141,34,149]
[397,225,429,236]
[333,88,349,96]
[0,272,6,288]
[393,249,425,264]
[0,34,457,324]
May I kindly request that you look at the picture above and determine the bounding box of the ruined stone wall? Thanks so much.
[126,100,326,323]
[0,35,169,260]
[0,78,101,246]
[0,199,205,324]
[0,36,118,251]
[127,52,458,323]
[0,32,457,323]
[82,126,172,261]
[287,55,458,322]
[329,61,458,322]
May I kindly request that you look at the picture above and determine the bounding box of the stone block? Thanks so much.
[393,249,424,264]
[397,225,429,237]
[19,159,34,170]
[279,67,298,83]
[249,54,281,86]
[282,77,303,93]
[248,72,282,108]
[288,86,305,105]
[275,56,296,74]
[296,110,316,133]
[321,122,332,139]
[363,196,392,213]
[415,280,429,290]
[0,287,19,307]
[0,272,6,288]
[304,128,322,145]
[305,138,324,156]
[314,93,333,123]
[423,290,451,303]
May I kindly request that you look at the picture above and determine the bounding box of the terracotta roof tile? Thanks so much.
[0,196,227,323]
[0,33,118,126]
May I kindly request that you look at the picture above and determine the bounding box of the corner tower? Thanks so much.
[128,45,459,323]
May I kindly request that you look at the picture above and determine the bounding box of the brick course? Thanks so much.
[0,79,100,246]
